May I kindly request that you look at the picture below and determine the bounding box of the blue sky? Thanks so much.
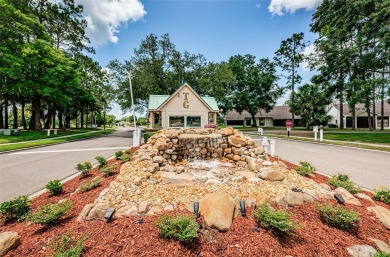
[77,0,322,118]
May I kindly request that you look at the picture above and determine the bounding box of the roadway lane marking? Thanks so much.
[10,147,130,155]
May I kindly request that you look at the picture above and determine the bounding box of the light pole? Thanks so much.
[128,70,136,130]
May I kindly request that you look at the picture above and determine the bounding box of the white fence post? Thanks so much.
[270,140,276,156]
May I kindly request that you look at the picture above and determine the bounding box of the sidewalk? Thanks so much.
[244,132,390,150]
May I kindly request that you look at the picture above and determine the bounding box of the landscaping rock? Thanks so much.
[200,193,236,232]
[133,176,142,186]
[367,205,390,230]
[205,179,222,185]
[147,205,164,216]
[319,183,331,191]
[334,188,362,206]
[254,147,265,155]
[153,156,164,164]
[124,205,138,216]
[258,170,284,181]
[368,238,390,254]
[153,137,168,151]
[77,203,94,222]
[138,201,150,214]
[346,244,377,257]
[355,193,375,204]
[220,127,234,136]
[254,193,268,205]
[86,203,110,221]
[272,191,315,206]
[249,177,261,183]
[228,135,247,148]
[0,232,20,257]
[163,204,174,211]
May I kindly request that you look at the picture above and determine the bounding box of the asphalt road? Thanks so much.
[251,136,390,190]
[0,128,133,203]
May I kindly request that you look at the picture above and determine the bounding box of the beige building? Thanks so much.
[148,83,219,129]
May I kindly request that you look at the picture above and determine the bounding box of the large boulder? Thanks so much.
[85,202,110,221]
[220,127,234,137]
[367,205,390,230]
[258,169,284,181]
[272,191,315,206]
[153,137,168,151]
[334,188,362,206]
[228,135,247,148]
[164,130,179,139]
[254,147,265,155]
[77,203,94,222]
[346,245,377,257]
[0,232,21,257]
[200,193,236,232]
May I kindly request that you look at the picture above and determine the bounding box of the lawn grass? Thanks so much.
[0,128,98,144]
[0,129,115,152]
[324,132,390,144]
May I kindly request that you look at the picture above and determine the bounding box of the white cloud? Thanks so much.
[300,43,316,72]
[268,0,322,16]
[76,0,147,46]
[255,3,261,9]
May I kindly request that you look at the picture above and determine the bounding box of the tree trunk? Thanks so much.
[12,103,18,129]
[86,108,88,128]
[0,104,3,129]
[44,106,53,129]
[4,97,9,129]
[372,73,376,130]
[339,75,344,129]
[366,100,373,131]
[31,95,42,130]
[80,106,84,128]
[351,102,356,130]
[250,113,257,127]
[52,110,56,129]
[58,111,64,129]
[21,102,27,130]
[381,70,385,130]
[291,66,295,128]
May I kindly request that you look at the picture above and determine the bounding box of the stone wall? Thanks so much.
[145,127,266,172]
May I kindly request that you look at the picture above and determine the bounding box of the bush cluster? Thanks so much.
[52,234,86,257]
[79,178,103,192]
[0,196,31,222]
[25,200,73,226]
[296,161,316,176]
[317,204,360,230]
[45,179,64,196]
[75,161,92,176]
[155,215,198,242]
[253,203,301,235]
[95,156,107,168]
[100,165,116,177]
[374,252,390,257]
[373,187,390,204]
[144,132,157,143]
[115,151,123,160]
[329,174,360,194]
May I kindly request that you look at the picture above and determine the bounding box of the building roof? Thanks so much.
[148,83,219,112]
[333,102,390,116]
[226,106,301,120]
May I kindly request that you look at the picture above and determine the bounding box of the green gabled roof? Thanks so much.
[148,95,169,110]
[201,96,219,111]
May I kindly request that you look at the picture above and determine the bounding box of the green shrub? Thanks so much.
[253,203,301,235]
[95,156,107,168]
[45,179,63,196]
[79,178,103,192]
[100,165,116,177]
[374,252,390,257]
[155,215,198,242]
[144,132,157,143]
[329,174,360,194]
[296,161,316,176]
[115,151,123,160]
[25,200,73,225]
[125,149,131,155]
[52,234,86,257]
[373,187,390,204]
[119,154,130,162]
[0,196,31,222]
[318,204,360,230]
[75,161,92,176]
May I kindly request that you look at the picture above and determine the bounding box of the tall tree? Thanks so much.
[274,32,306,127]
[228,55,282,126]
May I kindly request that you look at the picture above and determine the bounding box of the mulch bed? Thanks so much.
[1,150,390,257]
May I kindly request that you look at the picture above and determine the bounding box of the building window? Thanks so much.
[377,117,389,128]
[169,116,201,128]
[187,116,201,128]
[169,116,185,127]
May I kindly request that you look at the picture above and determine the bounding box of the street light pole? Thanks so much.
[128,70,136,130]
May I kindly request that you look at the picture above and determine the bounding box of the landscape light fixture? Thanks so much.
[194,202,200,218]
[135,218,144,224]
[334,194,345,204]
[104,207,115,221]
[292,188,303,192]
[239,200,246,217]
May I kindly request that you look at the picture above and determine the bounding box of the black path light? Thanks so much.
[104,207,115,222]
[334,193,345,204]
[239,200,246,217]
[194,202,200,218]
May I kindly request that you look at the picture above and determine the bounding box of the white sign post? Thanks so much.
[258,127,263,135]
[47,130,50,137]
[270,140,276,156]
[320,126,323,141]
[262,136,269,153]
[313,126,318,141]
